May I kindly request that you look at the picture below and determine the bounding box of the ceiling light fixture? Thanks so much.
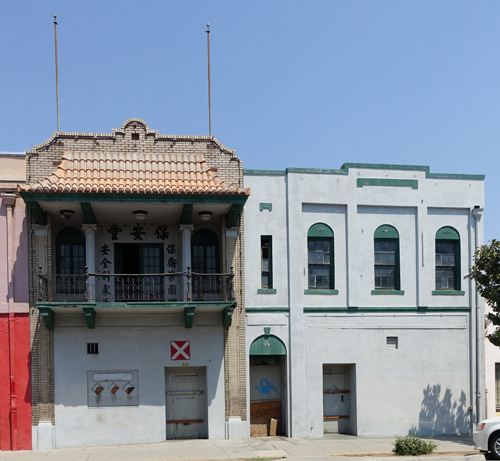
[199,211,213,221]
[60,209,75,220]
[133,210,148,221]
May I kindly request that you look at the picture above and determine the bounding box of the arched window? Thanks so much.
[307,223,334,290]
[374,225,400,290]
[56,227,85,275]
[192,229,220,273]
[435,226,460,291]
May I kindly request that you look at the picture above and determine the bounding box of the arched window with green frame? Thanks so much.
[374,224,400,290]
[307,223,334,290]
[435,226,461,291]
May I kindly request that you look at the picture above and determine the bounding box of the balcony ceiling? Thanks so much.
[37,201,232,226]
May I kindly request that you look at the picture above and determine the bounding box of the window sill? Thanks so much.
[257,288,277,294]
[432,290,465,296]
[304,289,339,295]
[371,290,405,295]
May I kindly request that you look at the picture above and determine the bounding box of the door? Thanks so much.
[165,367,207,439]
[323,368,348,434]
[114,243,164,301]
[191,229,220,300]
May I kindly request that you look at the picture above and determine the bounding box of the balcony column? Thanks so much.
[82,224,97,302]
[180,224,194,301]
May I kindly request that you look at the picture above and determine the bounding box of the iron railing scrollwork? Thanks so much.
[37,267,235,303]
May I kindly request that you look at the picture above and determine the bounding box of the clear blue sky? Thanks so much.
[1,1,498,242]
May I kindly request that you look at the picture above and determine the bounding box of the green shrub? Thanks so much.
[393,435,437,456]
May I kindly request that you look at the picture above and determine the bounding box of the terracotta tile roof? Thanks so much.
[20,151,249,196]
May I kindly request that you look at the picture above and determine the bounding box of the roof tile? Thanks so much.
[21,151,249,196]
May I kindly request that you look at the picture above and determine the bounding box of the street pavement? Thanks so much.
[0,434,485,461]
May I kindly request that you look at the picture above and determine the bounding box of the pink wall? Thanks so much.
[0,195,31,450]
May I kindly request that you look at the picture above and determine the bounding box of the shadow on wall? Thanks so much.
[410,384,469,435]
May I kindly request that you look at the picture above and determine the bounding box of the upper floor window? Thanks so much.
[192,228,220,273]
[307,223,334,289]
[374,225,400,290]
[435,226,460,290]
[261,236,273,289]
[55,227,86,298]
[56,227,85,275]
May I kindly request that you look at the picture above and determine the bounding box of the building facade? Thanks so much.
[0,153,31,450]
[244,164,485,437]
[20,119,249,448]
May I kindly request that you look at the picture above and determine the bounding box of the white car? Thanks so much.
[474,416,500,459]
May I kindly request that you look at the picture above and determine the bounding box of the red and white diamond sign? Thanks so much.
[171,341,190,361]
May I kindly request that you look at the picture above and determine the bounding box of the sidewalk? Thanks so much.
[0,435,484,461]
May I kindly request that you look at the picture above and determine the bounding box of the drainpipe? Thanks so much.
[3,194,18,450]
[472,205,484,427]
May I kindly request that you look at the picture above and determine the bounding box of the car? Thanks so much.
[474,416,500,459]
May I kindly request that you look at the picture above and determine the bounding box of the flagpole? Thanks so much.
[54,14,60,132]
[206,23,212,138]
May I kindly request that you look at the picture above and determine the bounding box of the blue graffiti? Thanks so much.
[255,379,277,399]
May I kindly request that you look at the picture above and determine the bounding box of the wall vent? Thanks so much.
[87,343,99,355]
[386,337,398,350]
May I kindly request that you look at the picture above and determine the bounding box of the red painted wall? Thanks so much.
[0,313,31,450]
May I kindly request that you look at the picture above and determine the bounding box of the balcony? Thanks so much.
[36,268,236,330]
[37,268,235,303]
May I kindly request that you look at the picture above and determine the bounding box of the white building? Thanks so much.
[244,163,485,437]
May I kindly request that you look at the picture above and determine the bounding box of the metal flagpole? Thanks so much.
[206,23,211,138]
[54,14,60,132]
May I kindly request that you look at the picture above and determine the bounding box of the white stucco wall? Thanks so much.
[54,316,225,448]
[244,164,484,438]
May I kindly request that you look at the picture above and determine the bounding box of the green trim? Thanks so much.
[436,226,460,240]
[246,307,289,312]
[81,203,97,224]
[250,334,286,355]
[20,192,249,205]
[427,172,485,180]
[184,307,195,328]
[304,289,339,295]
[259,203,273,212]
[371,290,405,295]
[39,308,55,329]
[228,203,243,228]
[307,223,334,238]
[36,301,236,309]
[257,288,277,294]
[357,178,418,190]
[26,201,46,225]
[287,167,347,175]
[304,306,470,313]
[244,164,484,180]
[243,169,286,176]
[180,204,193,225]
[83,308,96,329]
[374,225,399,239]
[432,290,465,296]
[222,305,235,327]
[342,163,484,180]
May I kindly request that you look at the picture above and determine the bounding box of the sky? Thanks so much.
[1,1,499,242]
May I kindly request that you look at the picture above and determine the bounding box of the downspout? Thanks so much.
[3,195,18,450]
[472,206,484,427]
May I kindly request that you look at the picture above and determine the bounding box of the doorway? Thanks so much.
[114,243,164,301]
[249,333,287,436]
[165,367,208,439]
[323,364,356,434]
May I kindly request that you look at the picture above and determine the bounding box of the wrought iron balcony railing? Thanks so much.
[37,267,235,303]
